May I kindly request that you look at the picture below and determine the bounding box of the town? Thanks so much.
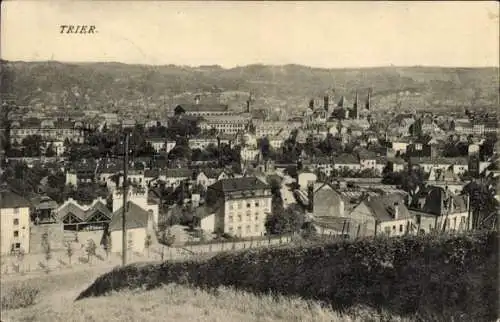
[1,87,498,273]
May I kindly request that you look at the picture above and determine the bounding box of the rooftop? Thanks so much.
[209,177,270,193]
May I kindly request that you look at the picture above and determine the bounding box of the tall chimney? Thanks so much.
[217,136,222,167]
[246,93,251,113]
[394,202,399,220]
[365,89,372,110]
[354,91,359,119]
[324,95,329,111]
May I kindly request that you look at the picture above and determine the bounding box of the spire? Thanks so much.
[354,91,359,119]
[365,88,372,110]
[337,96,345,108]
[246,93,252,113]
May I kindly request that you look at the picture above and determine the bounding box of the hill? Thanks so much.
[1,60,498,114]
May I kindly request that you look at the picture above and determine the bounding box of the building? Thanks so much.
[109,201,154,254]
[159,168,193,189]
[9,118,85,144]
[174,102,233,117]
[206,177,272,238]
[112,185,159,229]
[0,190,32,254]
[199,115,251,134]
[196,169,231,188]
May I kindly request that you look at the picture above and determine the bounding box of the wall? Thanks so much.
[29,223,64,253]
[76,230,105,247]
[349,202,377,236]
[0,207,31,254]
[435,212,469,232]
[200,214,215,233]
[378,219,415,237]
[313,186,343,218]
[111,227,147,253]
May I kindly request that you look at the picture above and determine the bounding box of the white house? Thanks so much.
[109,201,153,254]
[0,190,31,254]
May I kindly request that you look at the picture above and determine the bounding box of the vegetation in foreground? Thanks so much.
[78,231,499,322]
[2,282,418,322]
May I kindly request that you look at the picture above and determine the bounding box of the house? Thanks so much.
[109,201,154,254]
[65,159,98,186]
[206,177,272,238]
[240,146,261,163]
[307,182,346,218]
[334,154,361,172]
[411,186,470,233]
[196,168,231,188]
[30,195,58,225]
[194,206,216,233]
[159,168,193,189]
[146,138,166,153]
[357,150,377,170]
[0,189,31,254]
[362,194,415,237]
[112,185,159,229]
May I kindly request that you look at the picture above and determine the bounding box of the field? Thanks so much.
[2,281,415,322]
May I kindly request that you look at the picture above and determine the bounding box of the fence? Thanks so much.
[1,234,296,277]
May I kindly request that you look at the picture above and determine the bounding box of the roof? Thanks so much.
[30,196,58,210]
[200,168,225,179]
[109,202,150,231]
[57,198,111,222]
[176,104,229,113]
[334,154,359,164]
[194,206,214,220]
[421,186,468,216]
[364,193,412,222]
[164,168,193,178]
[209,177,270,193]
[0,190,32,209]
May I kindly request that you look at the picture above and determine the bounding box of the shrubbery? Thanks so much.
[1,285,39,310]
[77,231,498,321]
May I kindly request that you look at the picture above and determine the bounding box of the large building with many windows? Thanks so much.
[206,177,272,237]
[0,190,32,254]
[9,118,85,144]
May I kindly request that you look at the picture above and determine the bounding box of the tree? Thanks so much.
[21,135,43,157]
[41,232,52,268]
[45,143,56,157]
[65,242,74,265]
[85,239,97,264]
[102,233,111,258]
[144,234,152,257]
[258,136,271,160]
[463,178,498,229]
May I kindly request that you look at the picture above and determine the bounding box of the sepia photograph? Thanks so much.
[0,1,499,321]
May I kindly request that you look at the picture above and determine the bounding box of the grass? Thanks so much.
[1,283,414,322]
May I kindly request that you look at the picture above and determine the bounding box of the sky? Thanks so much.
[1,1,499,68]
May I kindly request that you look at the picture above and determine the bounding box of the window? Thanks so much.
[229,203,234,210]
[228,215,233,223]
[247,203,251,208]
[229,227,234,233]
[255,201,259,207]
[246,225,251,233]
[13,218,19,225]
[255,213,259,221]
[238,202,242,209]
[13,231,19,238]
[255,224,260,232]
[14,243,21,249]
[399,225,403,232]
[238,214,242,222]
[392,225,396,231]
[384,227,391,235]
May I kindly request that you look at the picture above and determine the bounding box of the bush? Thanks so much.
[77,231,499,321]
[1,285,39,310]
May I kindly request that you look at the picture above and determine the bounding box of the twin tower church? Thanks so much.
[304,89,373,123]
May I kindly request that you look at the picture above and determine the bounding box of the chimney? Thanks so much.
[307,183,314,213]
[194,95,201,105]
[354,91,359,119]
[393,202,399,220]
[365,89,372,110]
[217,136,222,167]
[246,93,252,113]
[324,95,329,111]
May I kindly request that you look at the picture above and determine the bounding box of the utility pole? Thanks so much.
[122,133,129,266]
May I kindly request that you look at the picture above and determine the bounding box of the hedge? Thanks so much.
[77,231,499,321]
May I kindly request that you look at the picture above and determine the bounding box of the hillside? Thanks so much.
[2,282,412,322]
[1,60,498,115]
